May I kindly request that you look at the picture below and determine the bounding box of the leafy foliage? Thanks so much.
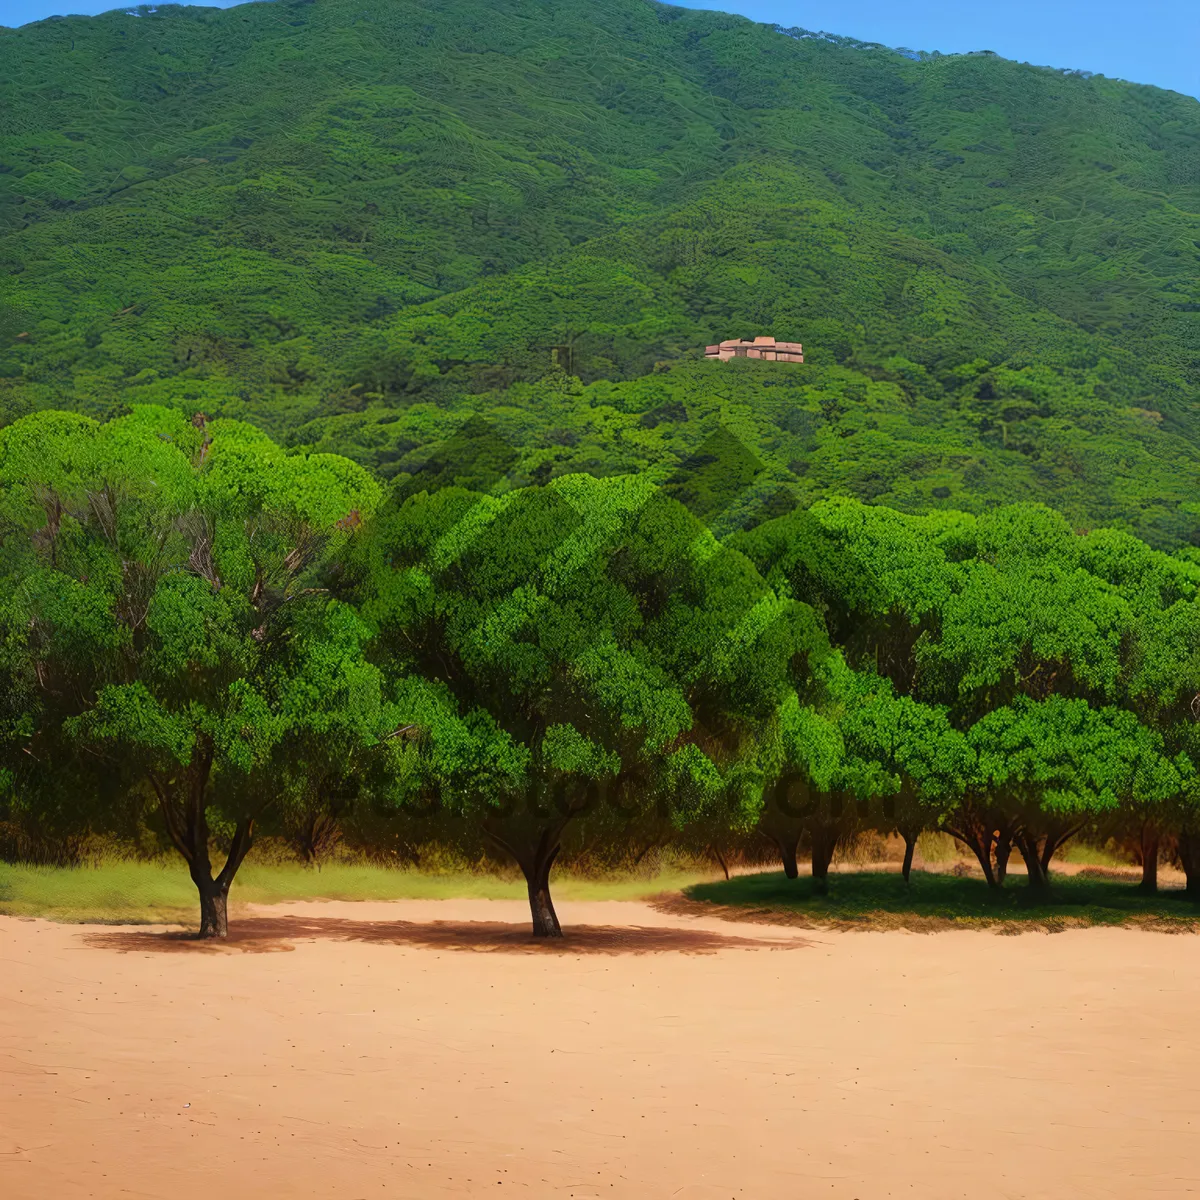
[1,407,1199,931]
[1,0,1198,545]
[2,0,1200,931]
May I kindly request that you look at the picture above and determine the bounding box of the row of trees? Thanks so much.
[2,408,1199,936]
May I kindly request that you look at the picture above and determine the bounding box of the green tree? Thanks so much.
[759,661,901,893]
[1092,530,1200,889]
[0,407,385,935]
[967,697,1173,888]
[359,474,823,933]
[841,685,973,882]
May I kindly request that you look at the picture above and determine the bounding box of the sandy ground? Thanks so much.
[3,898,1200,1199]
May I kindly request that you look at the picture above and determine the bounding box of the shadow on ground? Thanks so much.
[83,915,809,955]
[657,869,1200,932]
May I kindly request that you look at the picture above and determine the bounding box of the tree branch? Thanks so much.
[217,816,256,890]
[151,775,193,865]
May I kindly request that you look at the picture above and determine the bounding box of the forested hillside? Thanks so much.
[2,0,1199,544]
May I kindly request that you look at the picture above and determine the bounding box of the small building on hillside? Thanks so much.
[705,336,803,363]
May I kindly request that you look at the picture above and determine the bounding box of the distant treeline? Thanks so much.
[1,408,1198,936]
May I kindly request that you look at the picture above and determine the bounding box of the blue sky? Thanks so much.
[683,1,1199,98]
[2,0,1197,99]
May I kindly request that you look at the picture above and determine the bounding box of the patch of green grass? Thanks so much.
[1057,842,1129,867]
[681,870,1200,931]
[0,861,202,925]
[0,860,717,926]
[914,832,960,864]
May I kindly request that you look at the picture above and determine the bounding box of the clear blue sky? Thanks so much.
[2,0,1197,99]
[682,1,1199,98]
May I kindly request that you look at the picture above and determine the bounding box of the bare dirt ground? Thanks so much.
[3,898,1199,1199]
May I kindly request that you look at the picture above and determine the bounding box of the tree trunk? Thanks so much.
[901,831,917,884]
[960,833,993,885]
[197,882,230,939]
[1139,825,1160,894]
[522,847,562,938]
[1177,830,1200,898]
[994,829,1013,884]
[1015,831,1048,889]
[152,744,256,939]
[777,833,800,880]
[1039,821,1079,877]
[485,820,567,938]
[1040,831,1060,875]
[188,817,253,939]
[710,845,731,881]
[810,825,836,895]
[945,814,1000,889]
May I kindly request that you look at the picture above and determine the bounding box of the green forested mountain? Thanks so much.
[2,0,1200,544]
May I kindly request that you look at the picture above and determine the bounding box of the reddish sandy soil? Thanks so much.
[3,897,1199,1199]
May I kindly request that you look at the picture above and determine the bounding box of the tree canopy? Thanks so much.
[3,408,1199,936]
[1,0,1198,938]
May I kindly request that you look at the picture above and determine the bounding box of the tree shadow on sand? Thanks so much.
[654,869,1200,932]
[82,915,811,955]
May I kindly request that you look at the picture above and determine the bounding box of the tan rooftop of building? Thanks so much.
[705,336,803,363]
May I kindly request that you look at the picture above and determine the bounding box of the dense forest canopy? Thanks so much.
[2,0,1199,545]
